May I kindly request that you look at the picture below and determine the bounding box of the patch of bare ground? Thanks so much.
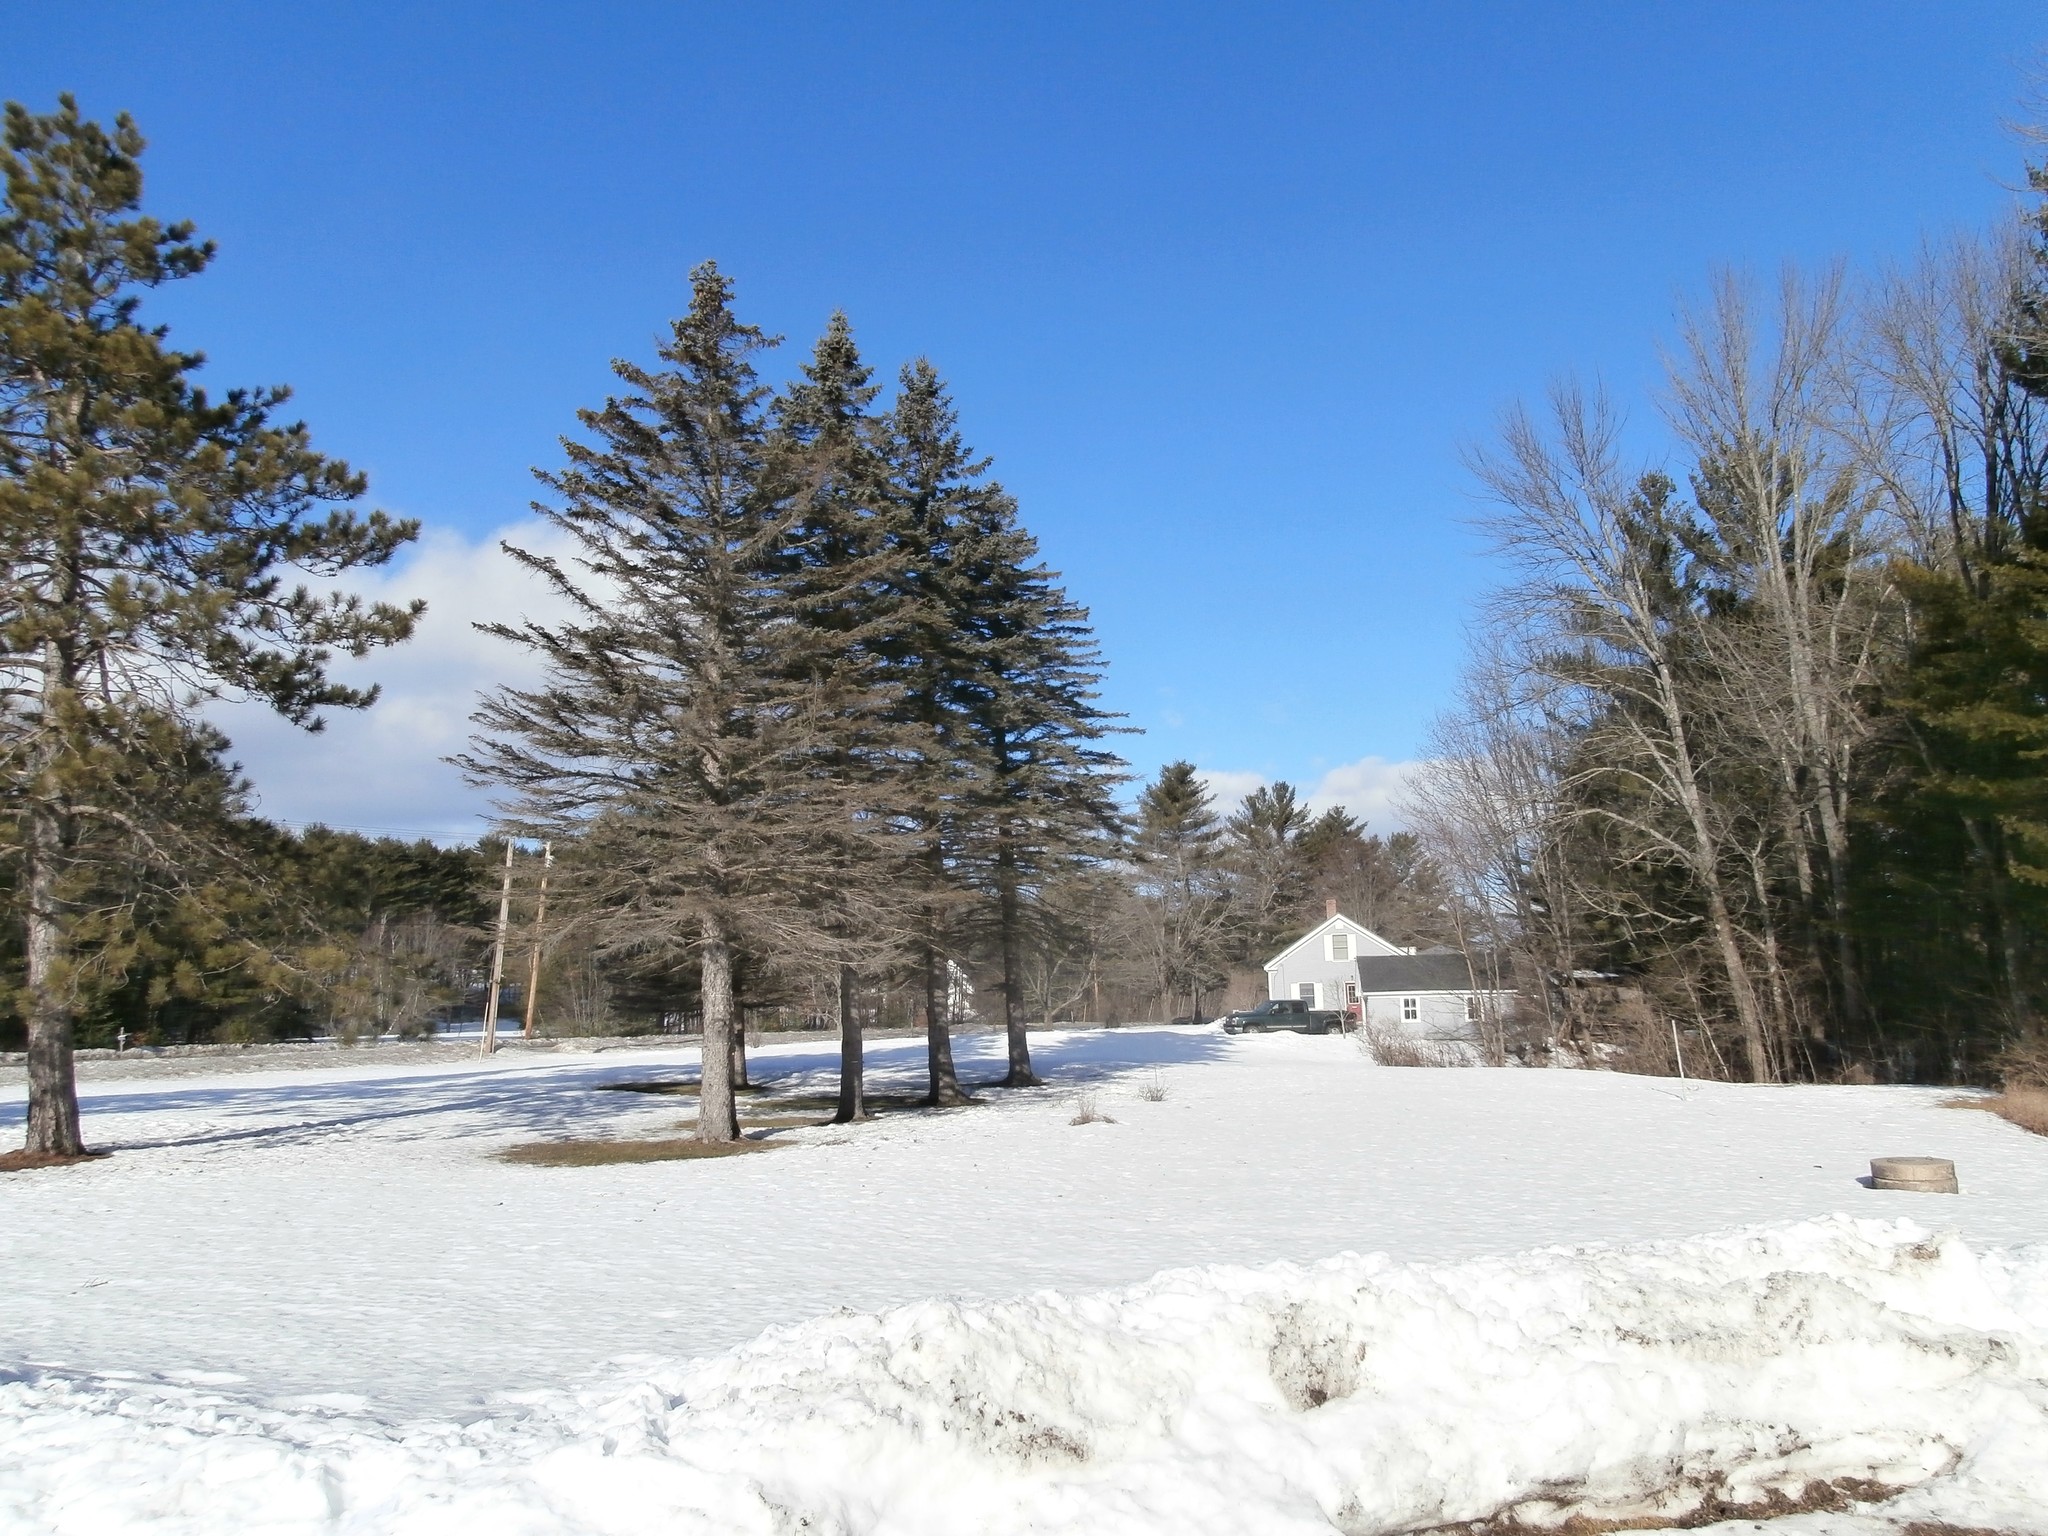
[1944,1086,2048,1138]
[0,1148,112,1173]
[1420,1475,1908,1534]
[497,1136,779,1168]
[602,1080,978,1114]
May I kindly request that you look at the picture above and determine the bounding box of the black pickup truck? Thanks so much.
[1220,998,1345,1035]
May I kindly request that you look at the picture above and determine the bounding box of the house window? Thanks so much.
[1329,931,1351,962]
[1298,983,1318,1006]
[1401,996,1419,1023]
[1344,981,1359,1005]
[1465,994,1481,1022]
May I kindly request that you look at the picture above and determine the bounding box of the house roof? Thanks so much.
[1355,952,1501,994]
[1261,913,1403,970]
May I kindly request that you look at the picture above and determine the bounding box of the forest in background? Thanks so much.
[1406,158,2048,1090]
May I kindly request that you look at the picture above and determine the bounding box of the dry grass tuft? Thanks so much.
[497,1136,775,1167]
[1069,1091,1116,1126]
[1135,1073,1168,1103]
[0,1148,112,1173]
[1363,1029,1473,1068]
[1946,1086,2048,1139]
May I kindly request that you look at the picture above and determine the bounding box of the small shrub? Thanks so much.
[1070,1092,1116,1125]
[1993,1035,2048,1091]
[1135,1073,1168,1103]
[1361,1028,1477,1067]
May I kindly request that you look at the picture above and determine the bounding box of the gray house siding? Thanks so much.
[1354,952,1511,1041]
[1262,914,1405,1013]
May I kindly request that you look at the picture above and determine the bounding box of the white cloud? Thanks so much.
[1194,768,1268,813]
[1303,756,1427,829]
[209,519,582,843]
[211,530,1437,851]
[1196,756,1428,831]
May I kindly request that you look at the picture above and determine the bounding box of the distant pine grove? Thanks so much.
[9,95,2048,1161]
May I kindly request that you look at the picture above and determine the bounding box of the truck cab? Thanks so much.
[1221,998,1343,1035]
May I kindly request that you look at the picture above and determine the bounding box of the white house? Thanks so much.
[1262,903,1406,1013]
[1354,949,1514,1040]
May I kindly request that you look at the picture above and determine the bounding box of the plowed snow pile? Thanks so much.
[6,1216,2046,1536]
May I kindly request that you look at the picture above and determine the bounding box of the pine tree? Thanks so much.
[1225,781,1311,958]
[873,362,991,1105]
[0,98,420,1157]
[767,313,909,1122]
[461,264,893,1144]
[1132,761,1231,1017]
[873,361,1124,1093]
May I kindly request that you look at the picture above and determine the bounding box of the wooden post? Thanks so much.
[480,838,514,1058]
[1670,1017,1687,1081]
[521,841,551,1037]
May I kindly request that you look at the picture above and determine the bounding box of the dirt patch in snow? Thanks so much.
[0,1147,112,1173]
[497,1136,780,1167]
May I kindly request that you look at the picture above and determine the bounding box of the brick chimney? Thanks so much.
[1325,897,1338,919]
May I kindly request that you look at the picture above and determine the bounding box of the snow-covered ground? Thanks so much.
[4,1027,2046,1533]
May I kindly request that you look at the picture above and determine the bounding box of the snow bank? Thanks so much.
[5,1216,2046,1535]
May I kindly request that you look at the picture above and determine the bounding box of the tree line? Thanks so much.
[1406,152,2048,1086]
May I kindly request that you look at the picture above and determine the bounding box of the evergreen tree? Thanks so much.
[461,264,893,1144]
[767,313,908,1122]
[873,360,1124,1091]
[1132,761,1231,1016]
[872,362,994,1105]
[1225,781,1310,958]
[0,98,420,1156]
[945,446,1124,1084]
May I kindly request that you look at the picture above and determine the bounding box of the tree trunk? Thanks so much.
[922,942,967,1106]
[22,801,84,1157]
[834,963,865,1123]
[697,919,740,1142]
[997,836,1037,1087]
[732,1013,751,1090]
[1653,656,1776,1082]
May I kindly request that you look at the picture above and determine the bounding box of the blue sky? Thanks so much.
[11,3,2046,836]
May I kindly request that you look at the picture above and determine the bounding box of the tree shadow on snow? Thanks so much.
[0,1025,1234,1155]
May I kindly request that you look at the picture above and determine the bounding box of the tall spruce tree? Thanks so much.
[946,432,1124,1086]
[1225,781,1311,959]
[1133,761,1231,1017]
[462,265,892,1143]
[874,362,990,1105]
[874,360,1123,1093]
[0,98,420,1157]
[768,313,909,1122]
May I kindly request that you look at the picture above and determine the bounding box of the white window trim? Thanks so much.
[1401,996,1419,1022]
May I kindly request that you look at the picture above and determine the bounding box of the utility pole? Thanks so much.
[480,838,515,1058]
[522,841,552,1038]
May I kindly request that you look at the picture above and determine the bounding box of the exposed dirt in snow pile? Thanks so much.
[4,1217,2044,1535]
